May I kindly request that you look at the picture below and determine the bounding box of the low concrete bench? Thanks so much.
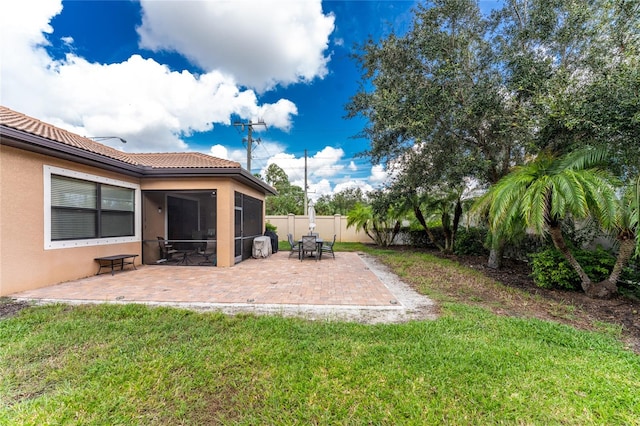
[94,254,139,276]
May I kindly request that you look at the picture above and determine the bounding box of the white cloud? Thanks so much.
[333,180,373,195]
[264,152,306,183]
[258,146,346,187]
[0,0,60,48]
[310,147,345,178]
[257,100,298,132]
[0,0,303,153]
[209,144,230,160]
[369,164,389,184]
[252,145,384,198]
[137,0,335,92]
[209,143,248,165]
[308,179,333,200]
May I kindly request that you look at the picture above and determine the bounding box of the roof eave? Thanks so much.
[1,126,143,177]
[141,167,277,195]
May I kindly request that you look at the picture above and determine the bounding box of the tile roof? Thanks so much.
[127,152,240,169]
[0,105,241,169]
[0,106,137,164]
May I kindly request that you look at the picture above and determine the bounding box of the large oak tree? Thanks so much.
[347,0,640,268]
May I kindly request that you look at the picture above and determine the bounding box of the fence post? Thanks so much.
[334,214,342,242]
[287,213,295,238]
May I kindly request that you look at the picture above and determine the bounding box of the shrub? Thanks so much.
[530,249,580,290]
[503,234,547,262]
[265,222,277,232]
[620,257,640,299]
[454,228,488,256]
[404,226,488,256]
[575,248,617,283]
[403,227,445,249]
[530,247,616,290]
[621,256,640,282]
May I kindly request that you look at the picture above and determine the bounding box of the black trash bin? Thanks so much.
[264,230,278,253]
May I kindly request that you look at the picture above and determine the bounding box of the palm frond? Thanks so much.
[523,180,550,234]
[555,171,587,218]
[559,147,609,171]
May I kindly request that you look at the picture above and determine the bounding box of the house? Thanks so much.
[0,106,276,296]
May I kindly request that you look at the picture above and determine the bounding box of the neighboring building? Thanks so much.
[0,106,276,296]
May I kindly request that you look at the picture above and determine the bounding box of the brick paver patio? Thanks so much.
[10,251,437,323]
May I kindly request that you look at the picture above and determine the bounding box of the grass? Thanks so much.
[2,245,640,424]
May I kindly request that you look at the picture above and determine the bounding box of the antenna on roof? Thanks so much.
[87,136,127,144]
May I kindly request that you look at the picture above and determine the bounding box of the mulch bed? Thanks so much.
[426,248,640,353]
[0,299,32,320]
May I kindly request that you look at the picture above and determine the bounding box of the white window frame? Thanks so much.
[44,165,141,250]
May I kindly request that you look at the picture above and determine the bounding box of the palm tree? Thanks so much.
[598,176,639,294]
[476,149,619,298]
[346,203,401,247]
[418,188,467,254]
[386,186,447,252]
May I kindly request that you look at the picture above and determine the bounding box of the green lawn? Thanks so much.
[1,248,639,425]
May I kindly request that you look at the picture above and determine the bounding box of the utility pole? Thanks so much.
[304,149,308,215]
[233,120,267,172]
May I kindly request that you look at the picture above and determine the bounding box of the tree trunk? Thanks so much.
[442,211,453,254]
[390,220,401,245]
[487,239,504,269]
[443,231,453,254]
[371,222,384,246]
[548,225,593,293]
[363,223,375,244]
[414,205,444,251]
[450,199,463,253]
[585,280,618,299]
[587,236,636,299]
[607,235,636,285]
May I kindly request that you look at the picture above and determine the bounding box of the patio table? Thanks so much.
[175,249,199,265]
[94,254,138,275]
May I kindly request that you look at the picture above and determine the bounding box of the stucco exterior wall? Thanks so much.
[0,145,141,296]
[213,179,266,266]
[141,191,168,265]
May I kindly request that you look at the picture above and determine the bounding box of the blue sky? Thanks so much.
[1,0,502,199]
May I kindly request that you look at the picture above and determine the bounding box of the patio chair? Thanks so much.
[321,234,336,259]
[157,237,178,262]
[300,235,319,261]
[198,239,217,266]
[287,233,300,258]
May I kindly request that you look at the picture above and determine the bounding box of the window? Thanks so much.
[51,175,98,240]
[100,184,135,237]
[45,166,140,249]
[51,175,134,240]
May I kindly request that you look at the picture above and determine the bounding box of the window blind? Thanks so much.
[51,175,135,240]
